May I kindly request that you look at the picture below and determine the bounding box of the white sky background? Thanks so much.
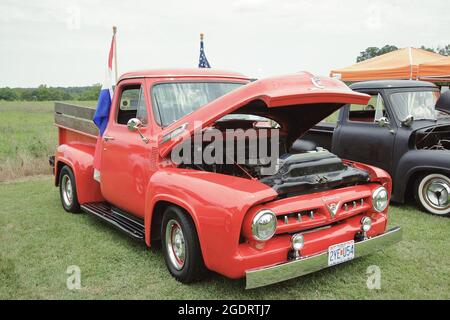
[0,0,449,87]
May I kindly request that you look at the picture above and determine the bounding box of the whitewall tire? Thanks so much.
[59,166,81,213]
[415,173,450,216]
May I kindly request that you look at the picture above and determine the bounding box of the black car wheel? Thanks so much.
[59,166,81,213]
[161,206,207,283]
[415,173,450,216]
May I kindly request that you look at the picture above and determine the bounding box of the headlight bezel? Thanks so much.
[251,209,277,241]
[372,186,389,212]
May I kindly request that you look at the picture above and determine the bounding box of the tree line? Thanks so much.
[357,44,450,62]
[0,84,101,101]
[2,44,449,101]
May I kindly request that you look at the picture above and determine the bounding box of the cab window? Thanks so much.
[348,93,386,123]
[117,85,148,125]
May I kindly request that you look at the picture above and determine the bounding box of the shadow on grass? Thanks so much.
[81,211,383,298]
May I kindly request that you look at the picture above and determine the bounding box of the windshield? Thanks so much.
[390,90,440,121]
[152,82,245,126]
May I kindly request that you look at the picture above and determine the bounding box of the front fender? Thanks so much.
[344,160,392,194]
[393,150,450,203]
[144,168,277,272]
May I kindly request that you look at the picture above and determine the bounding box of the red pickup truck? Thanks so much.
[51,69,402,289]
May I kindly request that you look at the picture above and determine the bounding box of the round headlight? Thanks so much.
[361,216,372,232]
[251,210,277,241]
[372,186,389,212]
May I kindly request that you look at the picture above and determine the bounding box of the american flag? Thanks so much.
[198,33,211,68]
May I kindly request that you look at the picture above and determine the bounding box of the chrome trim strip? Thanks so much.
[245,227,402,289]
[299,224,331,235]
[160,123,189,144]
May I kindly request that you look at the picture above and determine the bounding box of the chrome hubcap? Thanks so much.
[423,178,450,210]
[62,175,73,206]
[165,220,185,270]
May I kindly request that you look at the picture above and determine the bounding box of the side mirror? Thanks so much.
[127,118,149,144]
[127,118,142,132]
[401,115,414,127]
[376,117,390,128]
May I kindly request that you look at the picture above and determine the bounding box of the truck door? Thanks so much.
[99,80,152,218]
[334,92,397,174]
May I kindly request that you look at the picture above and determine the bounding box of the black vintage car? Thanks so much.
[300,80,450,216]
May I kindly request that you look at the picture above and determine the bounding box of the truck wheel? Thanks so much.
[161,206,207,283]
[415,173,450,216]
[59,166,81,213]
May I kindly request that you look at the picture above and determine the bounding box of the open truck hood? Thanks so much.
[159,72,370,157]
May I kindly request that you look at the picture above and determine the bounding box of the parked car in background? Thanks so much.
[300,80,450,216]
[50,70,401,289]
[436,89,450,114]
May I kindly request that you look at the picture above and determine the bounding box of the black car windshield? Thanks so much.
[152,82,245,126]
[390,90,440,121]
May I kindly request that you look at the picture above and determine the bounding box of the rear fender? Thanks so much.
[55,144,104,204]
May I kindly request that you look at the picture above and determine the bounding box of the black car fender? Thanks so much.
[393,149,450,203]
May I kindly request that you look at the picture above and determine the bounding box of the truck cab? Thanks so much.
[52,70,401,288]
[301,80,450,215]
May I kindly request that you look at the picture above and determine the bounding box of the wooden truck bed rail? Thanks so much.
[54,102,99,137]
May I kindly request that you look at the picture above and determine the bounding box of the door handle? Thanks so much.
[103,136,115,141]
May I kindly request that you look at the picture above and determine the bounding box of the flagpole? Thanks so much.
[113,26,118,83]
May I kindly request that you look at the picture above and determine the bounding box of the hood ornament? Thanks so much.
[311,76,325,89]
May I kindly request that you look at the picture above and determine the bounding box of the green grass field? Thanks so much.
[0,101,96,181]
[0,176,449,300]
[0,100,449,300]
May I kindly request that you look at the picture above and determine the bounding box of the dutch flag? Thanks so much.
[92,32,116,182]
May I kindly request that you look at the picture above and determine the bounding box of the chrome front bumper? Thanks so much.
[245,227,402,289]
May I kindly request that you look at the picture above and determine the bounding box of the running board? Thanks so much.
[81,202,145,241]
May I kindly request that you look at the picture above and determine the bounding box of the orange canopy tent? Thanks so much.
[330,48,448,82]
[418,57,450,82]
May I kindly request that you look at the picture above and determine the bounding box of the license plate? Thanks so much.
[328,240,355,266]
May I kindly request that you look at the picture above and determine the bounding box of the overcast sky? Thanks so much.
[0,0,449,87]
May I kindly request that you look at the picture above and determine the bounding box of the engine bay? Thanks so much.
[259,149,370,196]
[178,120,370,196]
[415,125,450,150]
